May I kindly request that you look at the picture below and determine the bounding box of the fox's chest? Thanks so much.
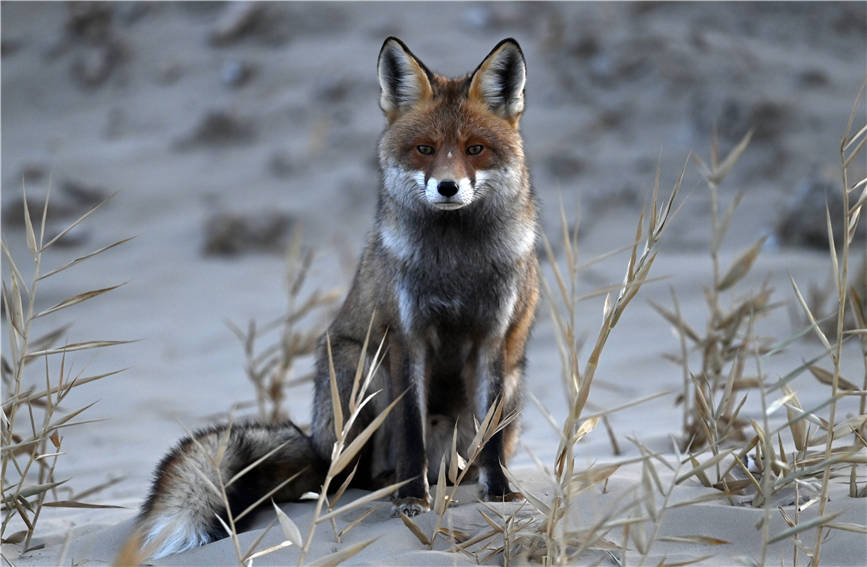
[397,250,516,337]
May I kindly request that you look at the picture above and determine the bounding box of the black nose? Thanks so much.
[437,180,459,197]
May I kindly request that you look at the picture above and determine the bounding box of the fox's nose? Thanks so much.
[437,180,459,198]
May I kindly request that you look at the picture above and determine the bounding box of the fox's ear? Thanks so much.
[377,37,434,120]
[468,39,526,123]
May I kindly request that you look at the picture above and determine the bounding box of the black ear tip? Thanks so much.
[498,38,523,54]
[381,36,409,54]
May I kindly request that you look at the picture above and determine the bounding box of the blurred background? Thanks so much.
[2,0,866,534]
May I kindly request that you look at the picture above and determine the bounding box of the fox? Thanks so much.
[135,37,539,559]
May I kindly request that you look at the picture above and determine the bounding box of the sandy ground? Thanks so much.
[2,2,866,566]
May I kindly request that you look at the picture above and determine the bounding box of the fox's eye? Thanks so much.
[417,145,435,156]
[466,145,484,156]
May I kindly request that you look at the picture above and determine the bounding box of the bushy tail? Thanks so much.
[136,421,327,559]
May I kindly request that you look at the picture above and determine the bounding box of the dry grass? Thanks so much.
[649,87,867,566]
[1,187,129,554]
[800,79,867,567]
[650,129,780,454]
[290,321,407,567]
[227,231,340,423]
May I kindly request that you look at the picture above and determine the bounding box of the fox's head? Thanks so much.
[377,38,528,213]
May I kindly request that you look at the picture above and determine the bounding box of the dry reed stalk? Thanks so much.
[206,313,405,567]
[501,159,682,565]
[227,230,340,423]
[293,319,406,567]
[420,396,517,550]
[1,187,129,554]
[806,79,867,567]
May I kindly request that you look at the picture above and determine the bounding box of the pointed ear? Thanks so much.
[468,39,526,122]
[377,37,434,120]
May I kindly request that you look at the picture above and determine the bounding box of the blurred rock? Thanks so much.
[46,224,92,248]
[588,185,641,213]
[545,154,586,180]
[66,2,114,43]
[71,46,116,87]
[312,76,357,103]
[220,60,255,89]
[176,110,256,149]
[116,2,150,26]
[210,2,264,45]
[588,37,661,86]
[65,3,130,89]
[202,210,295,256]
[570,35,599,58]
[156,61,183,86]
[12,163,48,185]
[747,99,790,141]
[798,68,829,88]
[691,91,791,144]
[2,194,73,227]
[833,3,867,35]
[61,179,108,208]
[2,176,107,234]
[208,2,290,46]
[267,151,295,178]
[776,170,866,249]
[588,107,626,135]
[1,38,23,58]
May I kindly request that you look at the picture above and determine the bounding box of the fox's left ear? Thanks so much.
[468,38,526,123]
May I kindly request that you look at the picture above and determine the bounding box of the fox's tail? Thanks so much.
[136,421,327,559]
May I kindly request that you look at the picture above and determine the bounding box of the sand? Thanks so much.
[2,2,866,566]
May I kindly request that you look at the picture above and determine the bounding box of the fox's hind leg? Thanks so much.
[311,334,390,487]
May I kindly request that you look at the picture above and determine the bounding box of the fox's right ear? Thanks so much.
[377,37,434,121]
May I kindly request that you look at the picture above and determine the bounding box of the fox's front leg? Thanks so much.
[391,337,430,516]
[475,344,523,502]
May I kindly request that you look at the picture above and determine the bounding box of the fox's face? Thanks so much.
[377,38,528,213]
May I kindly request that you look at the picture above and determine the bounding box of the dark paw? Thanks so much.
[485,489,523,502]
[480,476,522,502]
[392,496,430,517]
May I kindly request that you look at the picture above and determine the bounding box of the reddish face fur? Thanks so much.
[380,76,525,185]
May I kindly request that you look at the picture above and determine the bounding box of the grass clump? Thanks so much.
[227,231,340,424]
[798,80,867,567]
[649,87,867,566]
[1,187,129,554]
[653,129,779,455]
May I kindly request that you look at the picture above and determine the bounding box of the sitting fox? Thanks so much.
[136,37,539,558]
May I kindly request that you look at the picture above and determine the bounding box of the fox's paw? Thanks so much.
[480,475,523,503]
[392,496,430,517]
[484,489,523,503]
